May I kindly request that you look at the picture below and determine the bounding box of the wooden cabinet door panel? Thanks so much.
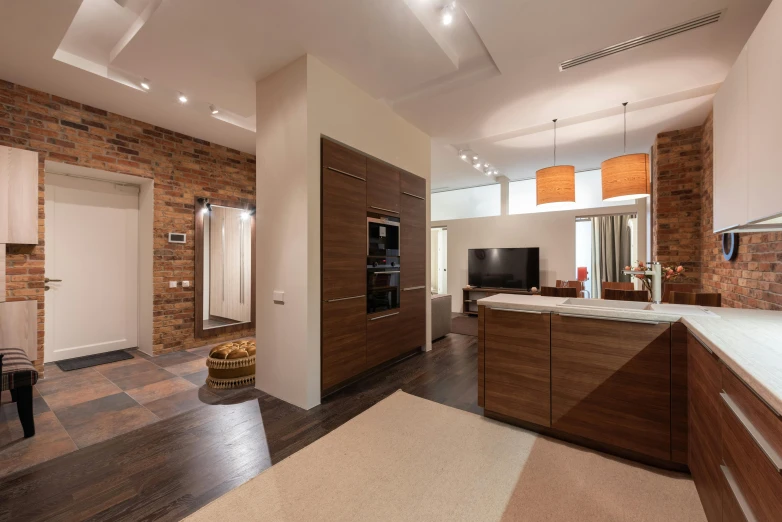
[399,288,425,354]
[366,158,400,215]
[321,298,366,391]
[400,170,426,199]
[366,312,401,368]
[322,139,366,179]
[0,146,38,244]
[401,193,425,289]
[551,314,671,460]
[322,168,366,301]
[484,309,550,427]
[688,332,723,522]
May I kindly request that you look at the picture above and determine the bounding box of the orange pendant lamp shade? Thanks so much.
[536,118,576,206]
[536,165,576,205]
[601,152,650,201]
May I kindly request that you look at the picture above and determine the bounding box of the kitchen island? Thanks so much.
[477,294,782,522]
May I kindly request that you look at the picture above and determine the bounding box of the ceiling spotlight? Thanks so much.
[441,3,455,26]
[472,155,478,160]
[177,92,188,104]
[140,78,150,91]
[459,151,467,160]
[209,104,219,115]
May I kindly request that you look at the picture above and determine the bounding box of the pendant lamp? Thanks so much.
[536,119,576,206]
[602,103,650,201]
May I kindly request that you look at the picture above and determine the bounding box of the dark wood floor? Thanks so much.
[0,333,478,522]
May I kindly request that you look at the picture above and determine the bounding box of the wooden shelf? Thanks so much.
[462,286,539,315]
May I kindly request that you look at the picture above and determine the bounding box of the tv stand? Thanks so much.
[462,286,540,316]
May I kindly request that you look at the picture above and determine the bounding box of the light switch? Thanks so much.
[273,290,284,303]
[169,281,178,288]
[182,281,190,287]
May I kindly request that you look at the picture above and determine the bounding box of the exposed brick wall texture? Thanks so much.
[699,112,782,310]
[652,125,703,283]
[0,79,256,372]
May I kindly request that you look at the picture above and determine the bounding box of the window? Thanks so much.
[509,169,630,215]
[431,184,501,221]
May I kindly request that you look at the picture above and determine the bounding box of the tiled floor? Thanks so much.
[0,338,252,479]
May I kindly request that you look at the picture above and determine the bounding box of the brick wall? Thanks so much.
[652,125,703,283]
[0,79,256,372]
[653,110,782,311]
[699,112,782,310]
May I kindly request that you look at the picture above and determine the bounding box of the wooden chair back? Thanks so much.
[662,283,700,303]
[600,281,634,299]
[556,280,584,292]
[670,292,722,307]
[604,289,649,302]
[540,286,578,298]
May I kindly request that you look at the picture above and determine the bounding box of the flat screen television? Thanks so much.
[468,248,540,290]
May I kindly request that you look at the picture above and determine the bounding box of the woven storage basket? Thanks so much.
[206,339,256,389]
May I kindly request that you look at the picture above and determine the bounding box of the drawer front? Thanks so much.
[484,308,550,427]
[721,391,782,521]
[366,311,401,368]
[688,332,724,522]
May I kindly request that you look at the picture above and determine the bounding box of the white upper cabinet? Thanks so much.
[747,0,782,225]
[713,45,748,233]
[0,146,39,244]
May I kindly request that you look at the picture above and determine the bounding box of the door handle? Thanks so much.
[45,278,63,283]
[45,285,50,291]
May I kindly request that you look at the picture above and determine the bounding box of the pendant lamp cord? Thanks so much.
[623,102,628,154]
[553,119,558,166]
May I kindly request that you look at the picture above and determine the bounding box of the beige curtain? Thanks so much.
[590,215,633,298]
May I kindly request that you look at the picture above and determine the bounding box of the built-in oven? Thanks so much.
[367,214,400,258]
[367,257,400,313]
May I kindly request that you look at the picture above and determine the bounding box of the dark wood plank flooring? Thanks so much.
[0,334,478,522]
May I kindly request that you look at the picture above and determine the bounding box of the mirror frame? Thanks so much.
[194,196,256,339]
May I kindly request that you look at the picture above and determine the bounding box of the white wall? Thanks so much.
[255,55,431,410]
[433,202,644,313]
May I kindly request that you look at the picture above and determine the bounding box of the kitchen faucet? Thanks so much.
[622,262,662,304]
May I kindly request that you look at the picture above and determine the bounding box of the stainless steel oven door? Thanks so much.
[367,216,400,257]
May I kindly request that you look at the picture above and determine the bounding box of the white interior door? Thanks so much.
[44,174,139,362]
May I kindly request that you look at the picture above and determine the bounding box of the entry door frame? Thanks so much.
[44,161,154,357]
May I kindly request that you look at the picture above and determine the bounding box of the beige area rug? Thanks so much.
[185,391,705,522]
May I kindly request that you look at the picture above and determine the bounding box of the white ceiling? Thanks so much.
[0,0,772,187]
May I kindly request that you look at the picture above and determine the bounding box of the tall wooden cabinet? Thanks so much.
[321,138,427,395]
[0,146,38,244]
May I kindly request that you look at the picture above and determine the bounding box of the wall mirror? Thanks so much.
[195,197,255,338]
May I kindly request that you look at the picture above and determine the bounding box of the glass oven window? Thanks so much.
[368,218,399,257]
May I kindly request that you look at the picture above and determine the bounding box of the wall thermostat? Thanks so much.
[168,233,186,244]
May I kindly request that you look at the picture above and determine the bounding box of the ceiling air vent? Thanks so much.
[560,10,724,71]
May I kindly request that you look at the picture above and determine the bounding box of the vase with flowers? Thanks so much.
[624,261,686,302]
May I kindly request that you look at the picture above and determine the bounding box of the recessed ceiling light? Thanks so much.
[140,78,150,91]
[472,155,478,161]
[210,104,219,115]
[459,151,467,159]
[441,3,455,26]
[178,92,188,104]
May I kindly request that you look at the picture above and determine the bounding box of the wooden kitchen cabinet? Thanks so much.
[713,44,748,232]
[688,332,724,522]
[747,0,782,225]
[0,146,38,244]
[322,138,366,179]
[484,308,551,427]
[400,169,426,199]
[321,297,366,392]
[399,287,425,354]
[400,186,425,290]
[366,311,401,368]
[366,158,400,215]
[321,166,366,301]
[551,314,671,461]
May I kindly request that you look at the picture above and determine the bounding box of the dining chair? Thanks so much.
[601,281,634,299]
[662,283,700,303]
[556,280,584,291]
[670,292,722,307]
[604,289,649,302]
[540,286,578,298]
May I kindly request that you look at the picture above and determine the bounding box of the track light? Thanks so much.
[459,151,467,160]
[177,92,188,104]
[441,3,455,25]
[140,78,150,91]
[209,104,219,115]
[472,155,478,161]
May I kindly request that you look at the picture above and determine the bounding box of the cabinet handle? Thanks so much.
[720,465,758,522]
[326,167,366,181]
[369,312,399,321]
[491,307,543,315]
[402,191,425,200]
[369,206,399,214]
[373,270,400,274]
[556,313,660,325]
[325,295,365,303]
[403,286,425,291]
[720,392,782,473]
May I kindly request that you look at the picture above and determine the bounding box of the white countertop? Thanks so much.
[478,294,782,414]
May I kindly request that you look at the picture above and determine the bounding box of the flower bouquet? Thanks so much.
[625,261,686,300]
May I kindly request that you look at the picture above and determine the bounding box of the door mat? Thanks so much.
[55,350,134,371]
